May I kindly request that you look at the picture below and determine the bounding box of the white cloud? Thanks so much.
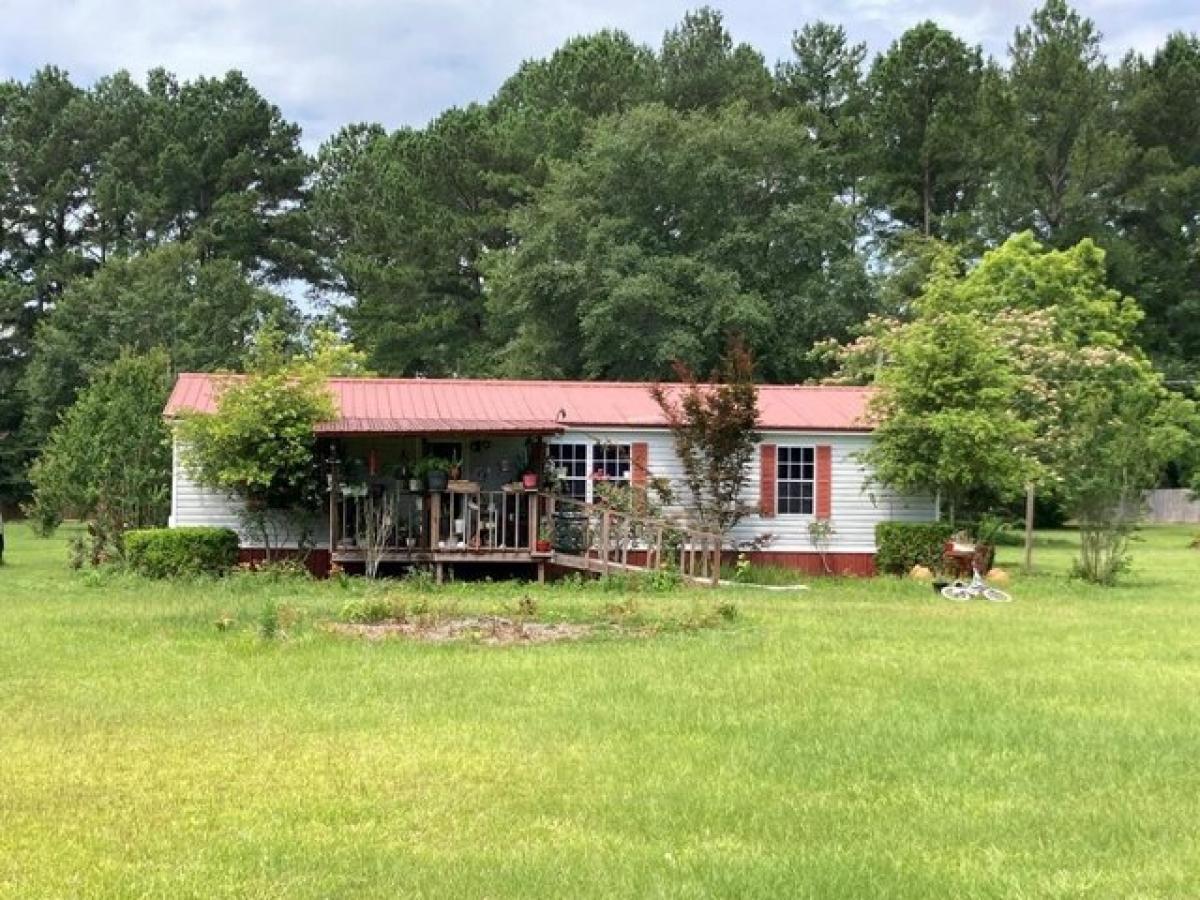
[1,0,1193,148]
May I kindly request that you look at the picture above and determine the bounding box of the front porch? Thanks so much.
[323,432,722,584]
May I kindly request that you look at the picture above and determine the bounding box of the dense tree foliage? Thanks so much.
[27,351,173,552]
[834,233,1199,581]
[5,1,1200,512]
[1,67,308,506]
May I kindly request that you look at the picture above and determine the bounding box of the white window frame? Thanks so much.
[776,445,816,516]
[549,440,632,503]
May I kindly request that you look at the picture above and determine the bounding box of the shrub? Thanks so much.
[875,522,954,575]
[340,596,402,624]
[125,527,240,578]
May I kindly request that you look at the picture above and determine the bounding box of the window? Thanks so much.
[777,446,815,515]
[592,443,631,485]
[549,441,632,502]
[548,443,588,499]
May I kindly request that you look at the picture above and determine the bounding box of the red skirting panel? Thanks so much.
[744,551,875,577]
[238,548,332,578]
[558,549,875,577]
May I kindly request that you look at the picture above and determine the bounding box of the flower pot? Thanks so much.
[408,478,422,493]
[427,471,449,491]
[521,472,539,489]
[535,539,552,553]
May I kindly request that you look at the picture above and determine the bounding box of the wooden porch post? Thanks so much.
[527,491,538,550]
[328,449,339,555]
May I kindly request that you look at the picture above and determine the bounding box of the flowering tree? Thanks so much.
[824,232,1200,582]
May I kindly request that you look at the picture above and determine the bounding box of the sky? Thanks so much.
[2,0,1197,149]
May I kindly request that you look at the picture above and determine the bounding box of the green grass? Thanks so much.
[2,523,1200,898]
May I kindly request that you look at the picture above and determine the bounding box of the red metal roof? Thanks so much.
[165,374,874,434]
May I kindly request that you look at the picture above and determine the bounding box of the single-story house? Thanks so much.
[165,375,934,579]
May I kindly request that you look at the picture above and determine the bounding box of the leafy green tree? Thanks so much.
[313,106,524,375]
[177,333,338,554]
[835,231,1199,580]
[0,66,312,506]
[1114,33,1200,378]
[27,350,173,558]
[659,8,772,111]
[866,22,986,238]
[0,68,99,501]
[863,302,1036,526]
[1054,355,1196,584]
[775,22,869,199]
[492,30,658,162]
[986,0,1128,243]
[20,243,289,442]
[485,103,873,381]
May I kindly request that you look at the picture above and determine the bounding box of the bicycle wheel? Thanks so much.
[982,587,1012,603]
[941,585,972,601]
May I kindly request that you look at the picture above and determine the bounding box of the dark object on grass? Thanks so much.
[932,579,950,595]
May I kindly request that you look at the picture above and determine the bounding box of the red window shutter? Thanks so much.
[816,445,832,520]
[631,442,648,488]
[760,443,776,518]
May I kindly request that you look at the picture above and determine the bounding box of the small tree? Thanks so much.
[863,308,1037,526]
[1055,356,1197,584]
[177,338,337,558]
[27,350,173,563]
[360,490,397,579]
[650,338,760,544]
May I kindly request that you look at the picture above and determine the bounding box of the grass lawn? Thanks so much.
[2,524,1200,898]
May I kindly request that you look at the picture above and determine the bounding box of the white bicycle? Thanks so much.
[941,567,1012,603]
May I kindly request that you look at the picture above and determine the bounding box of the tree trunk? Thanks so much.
[1023,482,1035,574]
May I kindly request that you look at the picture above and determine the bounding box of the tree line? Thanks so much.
[3,0,1200,506]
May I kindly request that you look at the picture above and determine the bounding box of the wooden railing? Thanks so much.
[334,486,539,553]
[544,494,723,585]
[330,485,724,584]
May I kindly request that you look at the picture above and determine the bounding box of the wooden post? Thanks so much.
[429,492,442,550]
[1023,482,1035,574]
[527,491,538,551]
[328,454,339,555]
[537,561,546,584]
[655,525,663,571]
[711,540,720,586]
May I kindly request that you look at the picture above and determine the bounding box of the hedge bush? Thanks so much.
[875,522,954,575]
[125,527,240,578]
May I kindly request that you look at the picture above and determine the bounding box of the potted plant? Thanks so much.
[535,525,552,553]
[510,452,536,489]
[418,457,452,491]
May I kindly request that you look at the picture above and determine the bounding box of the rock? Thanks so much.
[986,567,1011,585]
[910,565,934,581]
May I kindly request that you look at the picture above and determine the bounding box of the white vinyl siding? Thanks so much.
[560,428,934,554]
[171,431,934,554]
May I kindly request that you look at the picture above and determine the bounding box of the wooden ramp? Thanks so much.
[544,495,723,586]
